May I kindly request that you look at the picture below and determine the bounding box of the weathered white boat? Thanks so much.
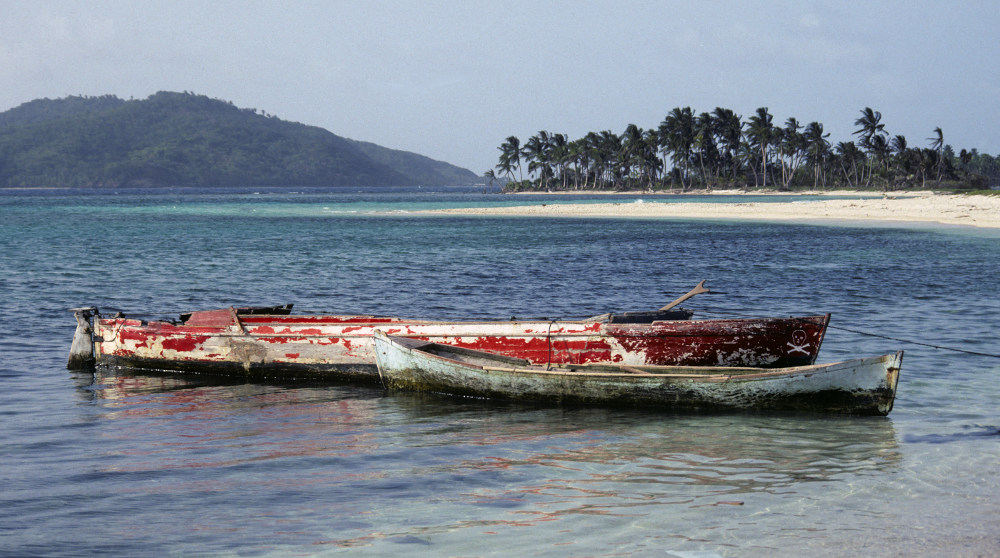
[372,331,902,415]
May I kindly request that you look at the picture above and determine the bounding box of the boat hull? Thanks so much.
[88,308,830,383]
[373,332,901,416]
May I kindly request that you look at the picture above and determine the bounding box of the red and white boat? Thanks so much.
[68,303,831,383]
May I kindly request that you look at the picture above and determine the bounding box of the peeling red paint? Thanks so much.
[92,309,830,375]
[257,336,291,344]
[183,309,235,327]
[606,316,829,367]
[161,335,210,352]
[117,329,151,349]
[241,315,401,325]
[451,336,556,363]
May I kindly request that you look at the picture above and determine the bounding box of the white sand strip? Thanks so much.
[426,193,1000,229]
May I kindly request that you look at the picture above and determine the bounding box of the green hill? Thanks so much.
[0,91,478,188]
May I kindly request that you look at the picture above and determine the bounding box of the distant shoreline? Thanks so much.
[506,188,891,197]
[427,190,1000,229]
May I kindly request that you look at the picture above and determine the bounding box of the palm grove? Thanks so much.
[489,107,998,192]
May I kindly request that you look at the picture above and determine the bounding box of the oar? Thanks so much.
[659,280,710,311]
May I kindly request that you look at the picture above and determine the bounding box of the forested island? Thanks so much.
[489,107,1000,192]
[0,92,478,188]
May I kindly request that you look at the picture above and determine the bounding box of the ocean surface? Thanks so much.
[2,187,998,557]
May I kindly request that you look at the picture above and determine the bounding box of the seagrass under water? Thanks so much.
[2,187,999,556]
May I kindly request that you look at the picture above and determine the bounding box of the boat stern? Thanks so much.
[67,306,98,370]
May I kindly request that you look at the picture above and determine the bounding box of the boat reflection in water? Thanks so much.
[77,368,900,524]
[83,369,384,474]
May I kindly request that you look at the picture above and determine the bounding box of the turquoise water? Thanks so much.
[2,187,998,556]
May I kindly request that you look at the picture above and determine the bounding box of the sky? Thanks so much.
[2,0,998,174]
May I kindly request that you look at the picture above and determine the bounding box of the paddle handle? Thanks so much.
[659,280,710,311]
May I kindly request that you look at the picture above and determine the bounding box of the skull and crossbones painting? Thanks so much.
[787,329,811,355]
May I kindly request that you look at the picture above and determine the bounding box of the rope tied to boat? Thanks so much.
[823,323,1000,359]
[546,319,556,369]
[701,310,1000,359]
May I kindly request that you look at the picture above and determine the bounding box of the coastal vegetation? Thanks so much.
[0,92,478,188]
[490,107,999,192]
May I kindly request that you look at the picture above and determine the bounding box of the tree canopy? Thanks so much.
[494,107,999,192]
[0,92,478,188]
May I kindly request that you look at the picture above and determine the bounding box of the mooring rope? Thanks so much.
[546,319,556,368]
[823,323,1000,359]
[698,310,1000,359]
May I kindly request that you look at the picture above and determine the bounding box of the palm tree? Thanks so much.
[693,112,719,187]
[928,127,944,182]
[580,132,601,189]
[804,121,830,188]
[642,129,663,189]
[712,107,743,183]
[621,123,644,187]
[869,134,892,189]
[483,169,497,192]
[524,131,554,190]
[617,125,661,190]
[835,141,864,187]
[491,101,994,192]
[959,148,973,170]
[549,133,569,189]
[599,130,623,189]
[889,135,909,185]
[778,117,806,189]
[745,107,775,187]
[583,131,605,189]
[496,136,523,185]
[853,108,888,186]
[495,146,514,184]
[918,148,939,188]
[566,139,585,190]
[494,154,512,183]
[659,107,695,190]
[890,134,907,154]
[853,108,885,148]
[928,127,944,152]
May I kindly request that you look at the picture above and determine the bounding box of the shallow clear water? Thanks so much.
[2,187,998,556]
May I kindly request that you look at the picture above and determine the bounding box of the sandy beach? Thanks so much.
[428,191,1000,229]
